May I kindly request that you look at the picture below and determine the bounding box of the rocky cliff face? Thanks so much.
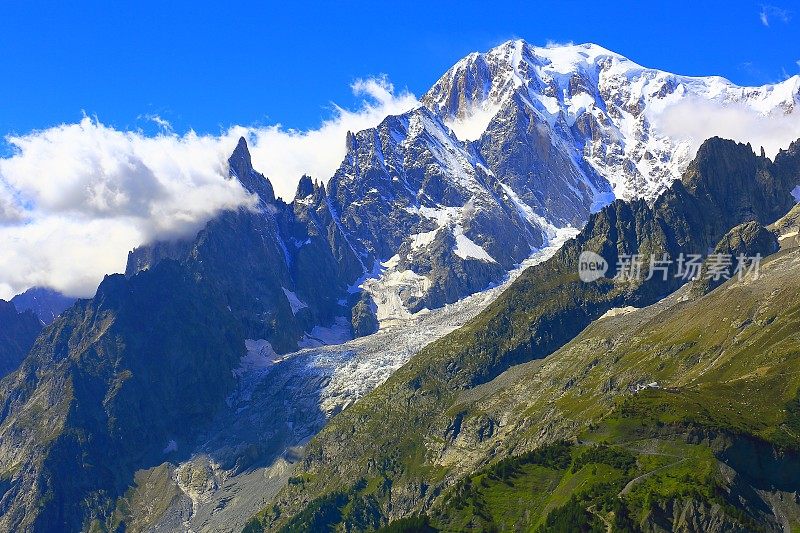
[0,300,41,378]
[0,261,245,532]
[126,138,361,353]
[10,288,75,326]
[322,107,541,314]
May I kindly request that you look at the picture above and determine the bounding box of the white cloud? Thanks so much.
[0,216,141,302]
[1,119,257,240]
[0,183,24,223]
[140,113,173,133]
[0,119,256,299]
[649,95,800,160]
[0,76,418,299]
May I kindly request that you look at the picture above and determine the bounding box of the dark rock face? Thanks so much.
[475,91,612,227]
[10,288,76,325]
[295,175,315,199]
[0,261,245,532]
[126,138,361,353]
[0,301,41,378]
[350,292,379,337]
[692,221,780,295]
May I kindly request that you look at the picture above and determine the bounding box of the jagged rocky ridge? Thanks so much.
[251,137,800,531]
[0,261,245,532]
[127,138,363,354]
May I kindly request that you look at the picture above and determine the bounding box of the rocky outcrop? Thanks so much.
[126,138,360,353]
[322,107,539,313]
[10,288,75,326]
[0,300,41,377]
[691,221,780,295]
[643,499,756,533]
[350,292,379,337]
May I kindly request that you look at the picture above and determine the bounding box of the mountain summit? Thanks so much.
[425,39,799,200]
[319,39,800,319]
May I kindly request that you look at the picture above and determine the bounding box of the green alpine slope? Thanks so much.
[422,242,800,532]
[259,220,800,533]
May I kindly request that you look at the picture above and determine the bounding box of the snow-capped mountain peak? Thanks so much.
[424,39,800,203]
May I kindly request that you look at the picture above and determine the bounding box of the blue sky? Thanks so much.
[1,0,798,137]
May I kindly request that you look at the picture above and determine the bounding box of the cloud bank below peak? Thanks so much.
[648,93,800,159]
[0,76,419,299]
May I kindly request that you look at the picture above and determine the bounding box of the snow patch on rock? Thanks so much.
[281,287,308,315]
[600,306,639,319]
[362,264,431,325]
[453,225,496,262]
[409,228,440,250]
[501,183,561,241]
[445,101,502,141]
[298,317,353,348]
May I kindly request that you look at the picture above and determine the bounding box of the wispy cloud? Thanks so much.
[760,4,791,26]
[0,77,418,300]
[738,61,765,79]
[545,39,575,48]
[139,113,173,133]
